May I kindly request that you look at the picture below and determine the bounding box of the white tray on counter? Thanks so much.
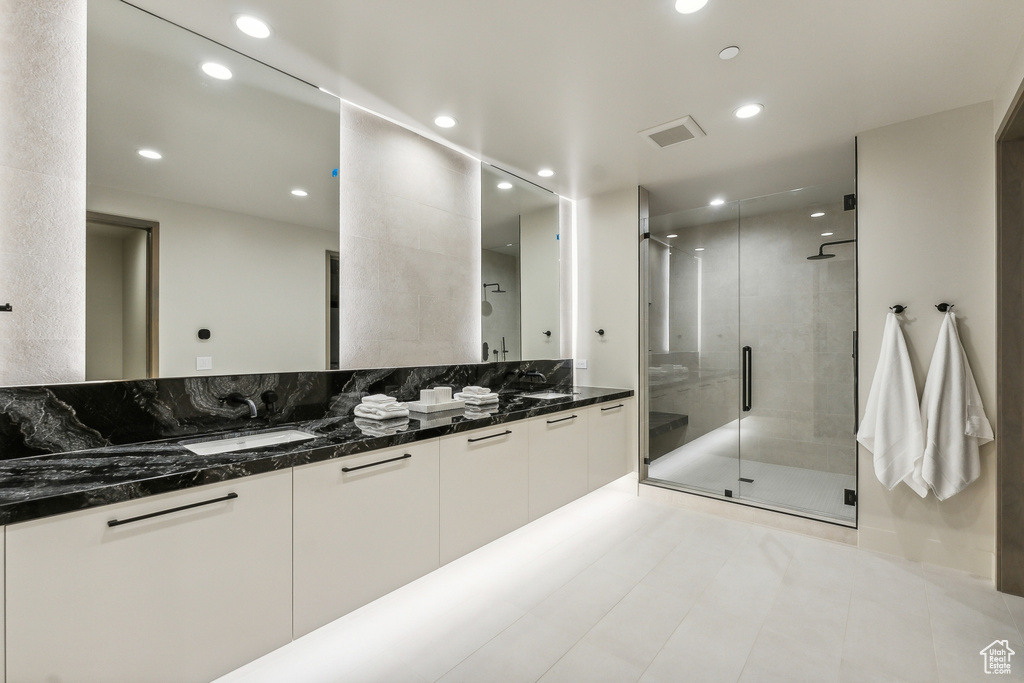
[406,399,466,413]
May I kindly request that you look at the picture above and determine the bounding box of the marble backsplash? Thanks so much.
[0,359,572,461]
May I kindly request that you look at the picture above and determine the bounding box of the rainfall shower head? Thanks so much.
[807,239,855,261]
[483,282,506,293]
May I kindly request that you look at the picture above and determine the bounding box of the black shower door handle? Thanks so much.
[742,346,752,412]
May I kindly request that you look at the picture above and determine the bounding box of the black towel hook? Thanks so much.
[890,304,907,314]
[935,303,954,312]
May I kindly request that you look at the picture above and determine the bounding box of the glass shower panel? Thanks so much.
[645,202,741,497]
[736,184,857,522]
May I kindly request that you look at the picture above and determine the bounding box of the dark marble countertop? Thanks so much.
[0,386,633,526]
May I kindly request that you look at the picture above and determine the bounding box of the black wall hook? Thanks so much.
[595,329,605,336]
[542,330,551,337]
[935,303,954,312]
[890,304,907,314]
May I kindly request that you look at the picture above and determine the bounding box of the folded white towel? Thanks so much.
[857,311,927,496]
[464,406,499,419]
[354,403,410,420]
[919,311,993,500]
[362,394,397,405]
[461,386,491,396]
[455,392,499,405]
[354,416,409,437]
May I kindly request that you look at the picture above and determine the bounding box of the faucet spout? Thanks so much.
[223,392,258,418]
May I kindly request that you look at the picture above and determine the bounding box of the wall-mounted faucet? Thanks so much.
[222,392,258,418]
[520,371,547,383]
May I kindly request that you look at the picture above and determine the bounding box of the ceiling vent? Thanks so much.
[639,116,706,149]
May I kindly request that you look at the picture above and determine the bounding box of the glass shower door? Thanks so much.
[645,202,742,497]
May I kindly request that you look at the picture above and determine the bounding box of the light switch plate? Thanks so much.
[575,359,588,369]
[196,356,213,371]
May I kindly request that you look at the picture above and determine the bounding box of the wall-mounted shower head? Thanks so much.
[807,239,855,261]
[483,282,506,293]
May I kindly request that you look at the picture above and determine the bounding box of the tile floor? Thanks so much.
[217,477,1024,683]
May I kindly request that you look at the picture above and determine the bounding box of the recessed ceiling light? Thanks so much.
[291,189,308,197]
[201,62,232,80]
[137,149,162,160]
[811,212,825,218]
[821,232,834,237]
[694,247,705,252]
[666,234,678,239]
[710,198,725,206]
[434,115,457,128]
[497,182,513,190]
[734,103,763,119]
[235,15,271,39]
[675,0,709,14]
[538,168,554,178]
[719,46,740,60]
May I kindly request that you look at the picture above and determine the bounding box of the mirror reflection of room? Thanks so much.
[480,164,561,363]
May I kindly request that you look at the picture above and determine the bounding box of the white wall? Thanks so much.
[85,232,124,380]
[0,0,87,385]
[122,228,148,378]
[520,204,560,359]
[576,188,639,391]
[996,34,1024,133]
[88,186,337,378]
[338,103,481,369]
[857,101,997,578]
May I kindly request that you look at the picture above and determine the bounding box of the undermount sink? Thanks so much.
[181,429,316,456]
[522,391,574,400]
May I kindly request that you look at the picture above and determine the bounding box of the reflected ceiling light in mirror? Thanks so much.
[434,115,457,128]
[675,0,709,14]
[497,182,513,190]
[694,247,705,251]
[821,232,834,237]
[811,211,825,218]
[666,234,678,238]
[137,149,162,160]
[538,168,554,177]
[719,46,740,60]
[201,62,233,80]
[734,103,763,119]
[709,198,725,206]
[291,189,308,197]
[235,15,271,39]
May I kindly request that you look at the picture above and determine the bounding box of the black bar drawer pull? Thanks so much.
[342,453,412,472]
[601,404,625,412]
[468,430,512,443]
[546,415,578,424]
[108,492,238,528]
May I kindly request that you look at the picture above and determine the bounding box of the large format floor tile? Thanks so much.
[217,476,1021,683]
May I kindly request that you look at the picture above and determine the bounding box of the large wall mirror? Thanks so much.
[85,0,340,381]
[480,165,561,363]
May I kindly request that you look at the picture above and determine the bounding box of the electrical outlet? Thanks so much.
[196,356,213,371]
[575,359,588,369]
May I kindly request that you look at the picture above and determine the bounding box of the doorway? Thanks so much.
[85,212,158,380]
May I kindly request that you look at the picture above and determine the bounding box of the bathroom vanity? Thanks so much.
[0,365,632,683]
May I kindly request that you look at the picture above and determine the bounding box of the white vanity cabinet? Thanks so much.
[527,409,589,520]
[587,397,636,490]
[292,440,441,638]
[5,470,293,683]
[439,424,529,564]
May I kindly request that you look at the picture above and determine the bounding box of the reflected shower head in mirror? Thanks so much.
[483,282,506,293]
[807,239,855,260]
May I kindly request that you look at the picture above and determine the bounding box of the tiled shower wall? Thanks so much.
[337,103,481,369]
[0,0,87,385]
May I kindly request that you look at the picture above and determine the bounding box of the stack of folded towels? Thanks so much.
[353,394,409,420]
[354,417,409,437]
[454,386,499,406]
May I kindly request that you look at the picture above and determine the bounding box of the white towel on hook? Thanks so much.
[918,311,993,500]
[857,311,927,496]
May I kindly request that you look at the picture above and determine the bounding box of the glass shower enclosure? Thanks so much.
[641,182,858,525]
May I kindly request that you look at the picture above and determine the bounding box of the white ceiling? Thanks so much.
[124,0,1024,215]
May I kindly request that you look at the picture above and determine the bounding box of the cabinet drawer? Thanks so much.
[527,410,589,520]
[6,471,292,683]
[439,425,528,564]
[293,440,440,637]
[588,398,635,490]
